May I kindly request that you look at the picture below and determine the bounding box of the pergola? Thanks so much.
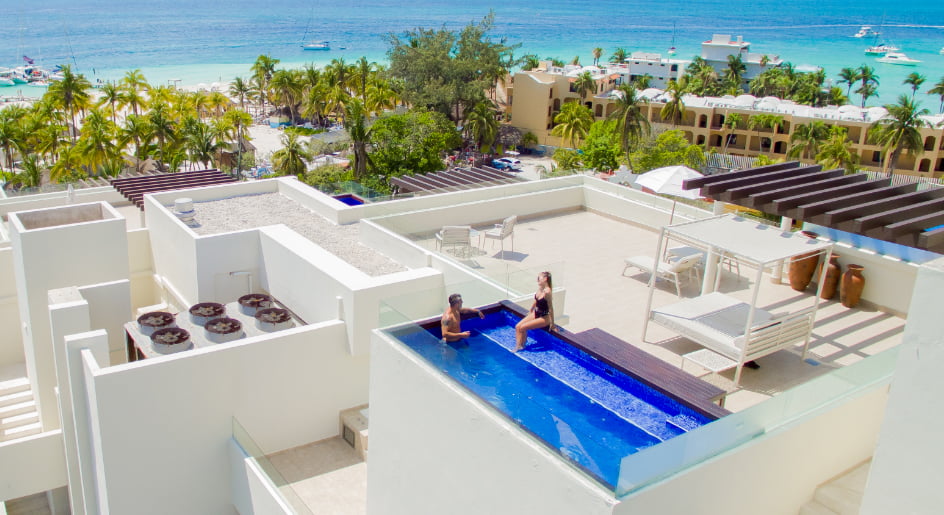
[389,166,525,195]
[682,161,944,252]
[111,169,237,209]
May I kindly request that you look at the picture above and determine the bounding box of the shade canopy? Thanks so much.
[667,214,833,266]
[636,166,704,200]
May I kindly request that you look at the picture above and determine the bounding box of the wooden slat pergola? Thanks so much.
[389,166,525,195]
[111,169,238,210]
[682,161,944,252]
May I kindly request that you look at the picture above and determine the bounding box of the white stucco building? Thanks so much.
[0,172,939,514]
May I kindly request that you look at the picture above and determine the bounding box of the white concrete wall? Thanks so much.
[615,386,889,515]
[127,228,158,311]
[0,431,68,501]
[861,258,944,514]
[83,321,367,514]
[0,247,23,366]
[368,332,618,515]
[9,203,129,429]
[144,195,200,306]
[72,281,132,356]
[229,440,291,515]
[0,187,125,219]
[195,230,263,303]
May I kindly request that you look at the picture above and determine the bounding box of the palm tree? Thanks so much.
[724,54,747,92]
[251,54,280,113]
[270,69,302,125]
[903,72,926,100]
[343,99,371,179]
[97,82,122,125]
[49,145,84,183]
[816,126,860,173]
[0,109,25,172]
[609,47,628,64]
[660,79,686,127]
[837,67,859,100]
[857,65,879,108]
[788,120,829,160]
[148,102,177,171]
[45,65,92,143]
[353,56,377,100]
[869,95,930,174]
[928,76,944,114]
[184,121,221,170]
[13,154,44,188]
[75,108,119,176]
[229,77,251,111]
[592,47,603,66]
[271,132,312,177]
[551,102,594,148]
[721,113,742,153]
[572,71,596,102]
[121,114,153,161]
[521,54,541,71]
[606,84,650,163]
[634,74,653,90]
[464,102,500,153]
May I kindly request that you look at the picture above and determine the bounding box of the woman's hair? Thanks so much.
[541,271,553,289]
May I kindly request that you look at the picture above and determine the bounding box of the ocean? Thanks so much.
[4,0,944,107]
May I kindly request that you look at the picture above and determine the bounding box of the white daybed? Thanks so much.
[642,214,834,387]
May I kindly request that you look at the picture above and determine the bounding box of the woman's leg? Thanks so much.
[515,315,549,351]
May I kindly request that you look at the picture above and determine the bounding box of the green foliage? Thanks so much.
[552,148,582,171]
[385,12,519,121]
[302,163,354,189]
[630,130,705,173]
[579,121,620,172]
[284,126,325,136]
[367,108,462,191]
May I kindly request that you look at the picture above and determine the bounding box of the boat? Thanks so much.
[940,47,944,55]
[667,22,677,56]
[0,68,15,87]
[302,40,330,51]
[864,43,899,56]
[876,52,922,66]
[853,26,880,38]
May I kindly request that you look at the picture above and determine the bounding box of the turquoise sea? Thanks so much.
[4,0,944,107]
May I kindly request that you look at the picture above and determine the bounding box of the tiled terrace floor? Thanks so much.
[414,209,906,412]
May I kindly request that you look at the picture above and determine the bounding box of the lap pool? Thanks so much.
[389,303,724,489]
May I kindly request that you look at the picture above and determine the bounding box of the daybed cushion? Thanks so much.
[650,292,772,355]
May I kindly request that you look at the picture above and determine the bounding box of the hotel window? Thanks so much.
[872,151,881,162]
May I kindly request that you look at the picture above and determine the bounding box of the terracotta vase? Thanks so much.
[840,264,866,308]
[819,254,842,300]
[788,231,821,292]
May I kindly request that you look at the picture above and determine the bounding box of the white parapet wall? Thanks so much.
[0,431,68,501]
[368,330,618,515]
[79,320,366,514]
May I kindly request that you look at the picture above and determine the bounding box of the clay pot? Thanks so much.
[788,231,821,292]
[840,264,866,308]
[819,254,842,300]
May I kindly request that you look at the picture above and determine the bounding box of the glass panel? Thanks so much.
[232,417,312,514]
[615,347,899,497]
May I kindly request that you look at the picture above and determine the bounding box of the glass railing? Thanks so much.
[614,346,899,497]
[232,417,312,514]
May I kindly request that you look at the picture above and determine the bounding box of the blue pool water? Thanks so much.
[395,310,711,489]
[333,193,365,206]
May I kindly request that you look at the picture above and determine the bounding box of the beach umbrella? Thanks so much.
[634,165,704,224]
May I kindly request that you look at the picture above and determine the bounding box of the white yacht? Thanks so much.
[876,52,922,66]
[853,26,880,38]
[864,43,899,56]
[0,68,15,87]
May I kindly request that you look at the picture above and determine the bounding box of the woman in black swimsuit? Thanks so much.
[515,271,555,351]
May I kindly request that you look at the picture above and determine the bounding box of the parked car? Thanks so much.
[491,157,522,170]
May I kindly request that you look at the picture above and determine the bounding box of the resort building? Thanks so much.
[700,34,783,85]
[0,168,940,514]
[506,74,944,177]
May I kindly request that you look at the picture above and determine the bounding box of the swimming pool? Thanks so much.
[332,193,366,206]
[392,303,721,489]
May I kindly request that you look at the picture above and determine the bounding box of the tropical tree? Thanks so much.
[592,47,603,66]
[551,101,594,148]
[816,126,860,173]
[97,82,123,125]
[344,99,372,179]
[184,121,222,170]
[12,154,44,188]
[464,102,499,153]
[572,71,596,101]
[609,47,628,64]
[857,65,879,108]
[251,54,280,113]
[837,67,859,100]
[634,74,653,90]
[903,72,926,100]
[148,102,177,171]
[660,78,686,127]
[45,65,92,143]
[271,132,312,176]
[788,120,829,160]
[929,76,944,114]
[721,113,742,153]
[229,77,251,111]
[75,108,120,176]
[868,95,930,174]
[606,84,650,164]
[0,110,23,172]
[49,145,85,183]
[270,69,302,125]
[520,54,541,71]
[630,129,706,173]
[723,54,746,92]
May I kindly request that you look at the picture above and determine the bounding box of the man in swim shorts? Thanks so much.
[441,293,484,342]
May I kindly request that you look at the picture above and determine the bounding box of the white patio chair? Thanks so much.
[435,225,473,257]
[622,253,703,297]
[483,215,516,259]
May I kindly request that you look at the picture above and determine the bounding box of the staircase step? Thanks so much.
[799,501,838,515]
[3,491,52,515]
[808,460,871,515]
[0,376,30,396]
[0,411,39,431]
[0,399,37,419]
[0,390,33,409]
[1,421,41,441]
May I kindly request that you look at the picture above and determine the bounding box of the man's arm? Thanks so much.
[460,307,485,319]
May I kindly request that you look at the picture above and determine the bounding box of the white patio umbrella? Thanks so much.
[634,165,705,224]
